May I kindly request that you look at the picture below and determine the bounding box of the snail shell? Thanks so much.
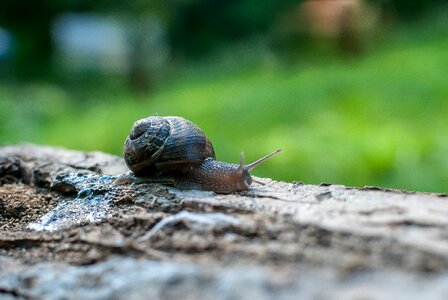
[124,116,215,176]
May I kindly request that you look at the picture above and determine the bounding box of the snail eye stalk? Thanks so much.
[237,152,245,173]
[245,149,282,172]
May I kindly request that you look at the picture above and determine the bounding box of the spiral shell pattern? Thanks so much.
[124,116,215,175]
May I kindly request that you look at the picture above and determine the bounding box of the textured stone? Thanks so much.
[0,144,447,299]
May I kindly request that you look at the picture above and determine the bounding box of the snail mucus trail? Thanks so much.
[115,116,281,194]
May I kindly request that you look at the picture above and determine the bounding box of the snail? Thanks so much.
[115,116,281,194]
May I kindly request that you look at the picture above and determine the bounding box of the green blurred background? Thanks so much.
[0,0,447,193]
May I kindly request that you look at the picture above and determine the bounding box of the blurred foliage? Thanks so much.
[380,0,448,17]
[0,0,447,79]
[167,0,298,57]
[1,11,447,193]
[0,0,298,78]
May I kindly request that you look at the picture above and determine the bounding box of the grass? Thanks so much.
[1,15,447,193]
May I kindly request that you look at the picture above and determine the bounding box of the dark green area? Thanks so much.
[0,0,444,77]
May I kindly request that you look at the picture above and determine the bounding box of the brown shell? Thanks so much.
[124,116,215,175]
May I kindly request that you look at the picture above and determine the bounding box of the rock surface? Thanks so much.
[0,144,447,300]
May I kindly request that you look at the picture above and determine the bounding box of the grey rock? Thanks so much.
[0,144,447,300]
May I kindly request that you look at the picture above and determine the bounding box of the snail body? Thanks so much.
[120,116,281,194]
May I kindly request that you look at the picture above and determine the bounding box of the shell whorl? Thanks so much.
[124,116,215,175]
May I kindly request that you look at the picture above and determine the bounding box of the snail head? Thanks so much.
[236,149,282,190]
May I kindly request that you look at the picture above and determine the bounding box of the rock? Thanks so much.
[0,144,447,299]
